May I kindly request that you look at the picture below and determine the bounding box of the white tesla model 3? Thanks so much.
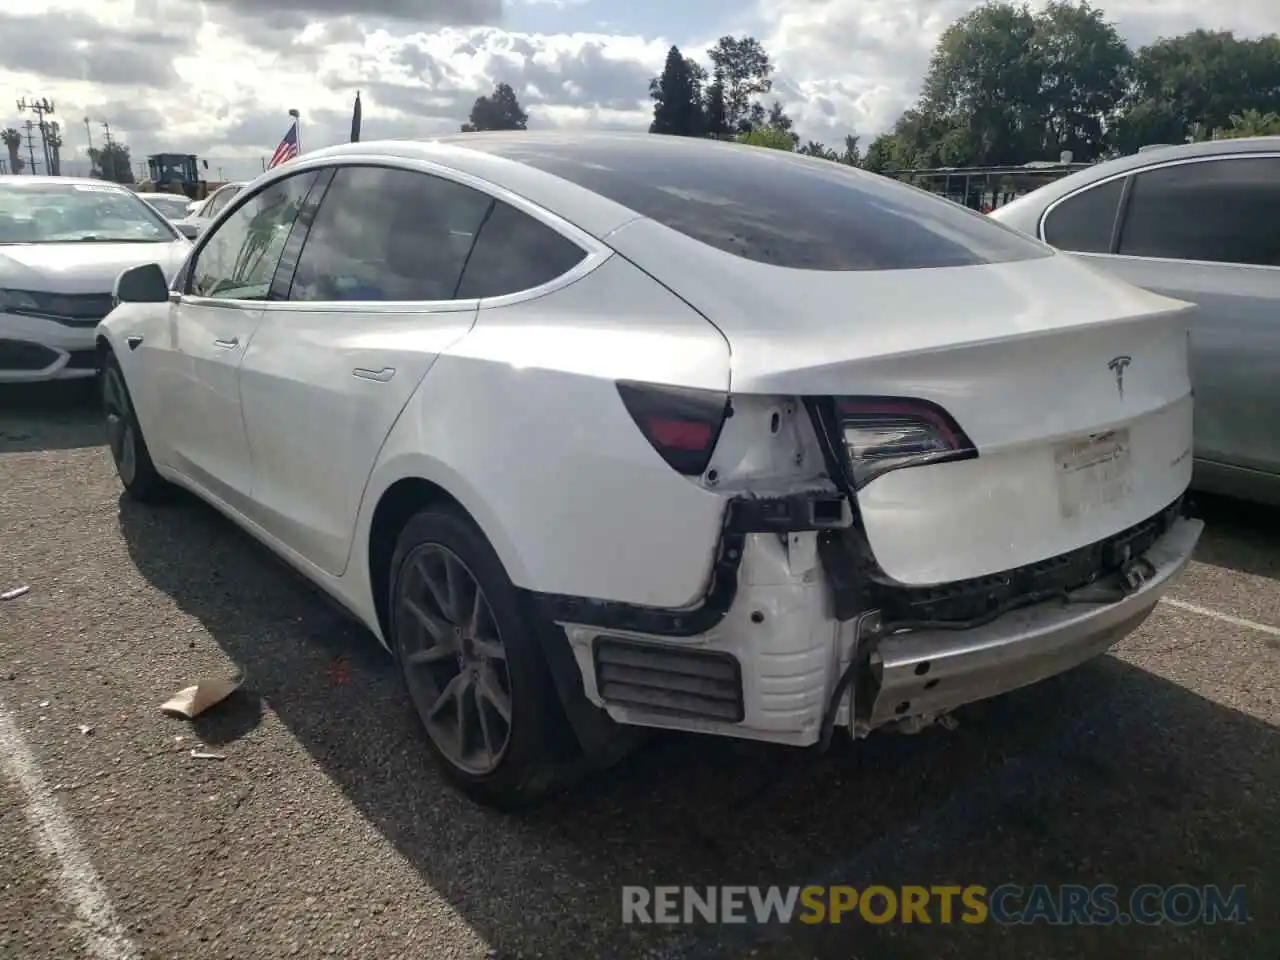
[96,132,1204,807]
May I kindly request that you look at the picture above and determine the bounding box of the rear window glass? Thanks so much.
[452,134,1051,271]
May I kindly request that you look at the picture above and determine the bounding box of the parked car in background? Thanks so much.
[98,133,1202,807]
[0,176,190,383]
[137,192,195,222]
[137,192,201,240]
[171,181,246,239]
[991,136,1280,506]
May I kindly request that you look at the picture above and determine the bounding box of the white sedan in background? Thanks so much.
[97,133,1203,807]
[137,192,202,237]
[0,176,190,383]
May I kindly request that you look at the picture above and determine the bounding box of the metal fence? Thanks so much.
[880,162,1094,211]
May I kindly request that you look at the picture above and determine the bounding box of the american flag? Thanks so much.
[268,122,300,169]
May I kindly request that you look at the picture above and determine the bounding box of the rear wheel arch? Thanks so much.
[367,477,468,643]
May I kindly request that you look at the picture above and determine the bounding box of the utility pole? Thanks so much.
[83,116,96,176]
[101,121,115,182]
[17,97,55,175]
[22,120,39,175]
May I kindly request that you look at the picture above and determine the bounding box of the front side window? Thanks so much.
[0,181,175,244]
[456,200,587,299]
[1118,157,1280,267]
[289,165,493,302]
[188,172,318,300]
[1041,176,1125,253]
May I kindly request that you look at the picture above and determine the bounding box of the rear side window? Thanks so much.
[465,136,1050,271]
[456,201,587,299]
[1119,157,1280,267]
[290,165,492,302]
[1042,176,1124,253]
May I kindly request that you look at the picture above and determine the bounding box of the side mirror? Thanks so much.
[185,201,200,216]
[114,263,171,305]
[176,222,199,240]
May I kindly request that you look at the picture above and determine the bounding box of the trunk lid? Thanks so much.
[608,220,1196,585]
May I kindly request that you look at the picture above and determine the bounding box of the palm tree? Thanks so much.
[1213,110,1280,139]
[2,128,23,175]
[45,122,62,175]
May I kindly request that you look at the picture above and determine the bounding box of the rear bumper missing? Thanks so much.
[555,511,1202,747]
[860,516,1202,729]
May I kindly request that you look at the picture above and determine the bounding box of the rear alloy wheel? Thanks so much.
[399,544,513,775]
[101,352,168,502]
[389,507,576,808]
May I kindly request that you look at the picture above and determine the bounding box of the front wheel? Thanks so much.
[388,506,577,809]
[101,351,169,502]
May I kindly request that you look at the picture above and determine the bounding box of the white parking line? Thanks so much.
[0,702,141,960]
[1161,597,1280,638]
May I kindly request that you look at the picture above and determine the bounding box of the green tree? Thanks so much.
[736,126,796,151]
[88,142,134,183]
[920,1,1044,164]
[838,133,861,166]
[885,0,1132,167]
[649,45,705,136]
[862,109,976,172]
[2,128,23,174]
[703,71,730,137]
[762,99,800,147]
[707,36,773,131]
[461,82,528,132]
[797,140,836,159]
[1113,31,1280,152]
[1033,1,1132,160]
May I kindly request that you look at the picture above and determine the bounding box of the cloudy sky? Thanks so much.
[1,0,1277,180]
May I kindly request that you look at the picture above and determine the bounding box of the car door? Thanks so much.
[1039,153,1280,481]
[154,169,321,510]
[235,163,495,575]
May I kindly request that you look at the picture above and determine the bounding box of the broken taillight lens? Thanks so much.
[835,396,976,489]
[616,380,730,476]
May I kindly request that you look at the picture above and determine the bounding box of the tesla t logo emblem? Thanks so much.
[1108,355,1131,400]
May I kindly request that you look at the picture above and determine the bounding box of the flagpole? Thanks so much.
[288,108,302,154]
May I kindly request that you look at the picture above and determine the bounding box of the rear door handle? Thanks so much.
[352,367,395,382]
[213,337,239,349]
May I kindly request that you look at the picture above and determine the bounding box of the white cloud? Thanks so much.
[0,0,1276,181]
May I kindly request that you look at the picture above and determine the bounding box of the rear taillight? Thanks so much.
[616,380,729,476]
[835,396,976,489]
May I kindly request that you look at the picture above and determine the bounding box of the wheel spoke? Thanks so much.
[442,554,465,622]
[404,643,457,667]
[402,595,454,645]
[453,672,473,756]
[466,586,486,638]
[416,559,454,623]
[428,671,466,722]
[476,665,511,724]
[474,684,496,758]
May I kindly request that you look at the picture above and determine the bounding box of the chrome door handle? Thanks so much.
[213,337,239,349]
[352,367,395,382]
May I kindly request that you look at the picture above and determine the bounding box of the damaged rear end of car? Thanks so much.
[529,151,1204,747]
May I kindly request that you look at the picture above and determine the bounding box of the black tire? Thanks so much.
[388,505,579,809]
[101,351,170,503]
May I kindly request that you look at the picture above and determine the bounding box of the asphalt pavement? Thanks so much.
[1,381,1277,960]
